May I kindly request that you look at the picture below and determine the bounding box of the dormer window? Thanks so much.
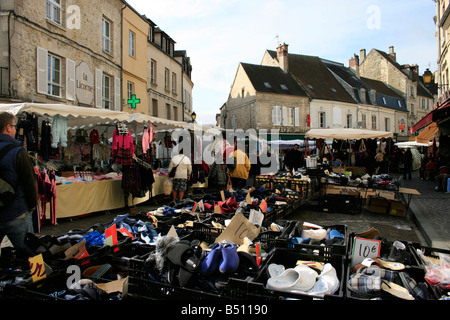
[264,82,271,88]
[280,84,288,90]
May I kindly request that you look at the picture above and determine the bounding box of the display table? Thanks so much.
[48,173,208,219]
[47,179,150,219]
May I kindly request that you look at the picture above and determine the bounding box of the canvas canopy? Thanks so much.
[305,128,393,140]
[0,102,197,132]
[0,103,131,128]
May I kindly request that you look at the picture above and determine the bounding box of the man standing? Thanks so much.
[0,111,37,256]
[284,143,303,172]
[402,148,413,180]
[227,139,251,189]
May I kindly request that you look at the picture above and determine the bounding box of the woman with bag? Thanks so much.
[168,149,192,201]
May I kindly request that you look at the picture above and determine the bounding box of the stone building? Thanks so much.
[356,46,435,135]
[122,4,149,114]
[0,0,123,110]
[147,24,193,122]
[325,59,408,136]
[223,62,309,136]
[221,43,410,139]
[0,0,194,122]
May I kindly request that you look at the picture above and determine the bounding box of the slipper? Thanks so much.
[166,242,201,272]
[399,272,428,300]
[219,243,239,273]
[381,281,415,300]
[373,258,405,271]
[266,265,318,293]
[315,263,339,296]
[236,251,258,275]
[301,228,327,241]
[200,243,222,275]
[267,263,285,278]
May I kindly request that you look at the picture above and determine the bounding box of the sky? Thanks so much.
[126,0,438,125]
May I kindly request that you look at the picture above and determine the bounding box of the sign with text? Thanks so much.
[215,212,260,245]
[75,62,94,104]
[351,237,381,267]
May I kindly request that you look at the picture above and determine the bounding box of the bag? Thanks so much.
[0,144,17,207]
[163,179,173,195]
[169,155,185,178]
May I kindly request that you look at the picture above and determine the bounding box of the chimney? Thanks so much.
[360,49,366,62]
[389,46,396,61]
[277,43,289,72]
[349,54,360,76]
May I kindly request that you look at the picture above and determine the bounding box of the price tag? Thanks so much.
[351,237,381,267]
[29,254,47,283]
[215,212,260,245]
[105,224,118,248]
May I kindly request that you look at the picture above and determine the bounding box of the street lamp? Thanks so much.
[191,111,196,122]
[423,68,433,84]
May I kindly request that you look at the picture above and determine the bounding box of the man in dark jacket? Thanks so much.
[284,144,303,172]
[0,111,37,256]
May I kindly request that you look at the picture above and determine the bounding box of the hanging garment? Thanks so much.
[40,120,52,161]
[112,129,134,165]
[90,129,100,145]
[36,168,57,225]
[122,165,141,198]
[16,114,39,152]
[142,126,155,154]
[51,115,68,148]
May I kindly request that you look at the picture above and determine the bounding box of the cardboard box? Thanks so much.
[389,200,407,217]
[367,196,389,214]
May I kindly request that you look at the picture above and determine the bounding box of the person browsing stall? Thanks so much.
[227,139,251,189]
[168,148,192,201]
[0,111,37,256]
[284,143,303,172]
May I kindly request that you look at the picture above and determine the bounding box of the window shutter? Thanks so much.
[114,76,121,111]
[95,68,103,108]
[282,106,287,125]
[294,108,300,126]
[36,47,48,94]
[66,59,76,101]
[272,106,281,125]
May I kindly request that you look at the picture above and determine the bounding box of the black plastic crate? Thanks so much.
[346,234,439,300]
[407,242,450,300]
[320,194,362,215]
[126,256,229,300]
[247,247,345,300]
[275,221,348,257]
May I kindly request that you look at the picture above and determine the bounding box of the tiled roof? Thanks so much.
[267,50,356,103]
[241,63,308,97]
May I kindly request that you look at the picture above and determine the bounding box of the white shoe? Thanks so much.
[309,263,339,297]
[301,228,327,241]
[267,265,318,293]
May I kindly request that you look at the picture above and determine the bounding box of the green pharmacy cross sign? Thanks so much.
[127,94,141,109]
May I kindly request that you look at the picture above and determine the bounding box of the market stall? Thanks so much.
[0,103,190,222]
[0,183,447,301]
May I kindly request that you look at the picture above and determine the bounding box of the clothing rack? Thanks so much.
[133,154,152,169]
[28,153,57,171]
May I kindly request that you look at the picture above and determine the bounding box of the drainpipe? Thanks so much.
[121,3,126,111]
[8,11,12,98]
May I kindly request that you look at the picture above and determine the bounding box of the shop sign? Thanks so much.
[75,62,94,105]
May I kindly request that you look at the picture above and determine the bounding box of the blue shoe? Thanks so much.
[219,244,239,273]
[200,243,222,275]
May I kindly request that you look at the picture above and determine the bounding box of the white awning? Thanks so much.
[305,128,393,140]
